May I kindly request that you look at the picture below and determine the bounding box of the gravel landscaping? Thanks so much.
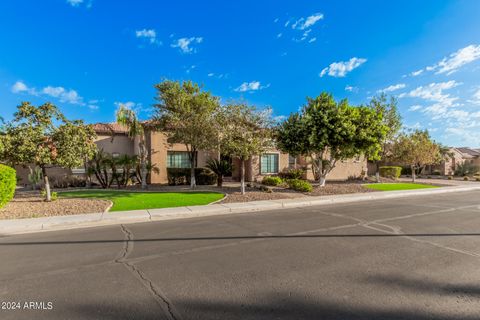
[0,192,111,220]
[1,180,447,219]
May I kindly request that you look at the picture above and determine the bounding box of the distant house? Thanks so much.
[425,147,480,175]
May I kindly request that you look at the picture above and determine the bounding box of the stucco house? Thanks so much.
[92,123,366,184]
[14,123,367,186]
[430,147,480,175]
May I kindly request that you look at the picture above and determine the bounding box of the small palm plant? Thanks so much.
[206,158,232,187]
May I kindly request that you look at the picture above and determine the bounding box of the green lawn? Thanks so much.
[363,183,439,191]
[59,190,225,211]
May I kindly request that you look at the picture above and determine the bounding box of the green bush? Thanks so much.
[379,166,402,180]
[0,164,16,208]
[41,190,58,201]
[286,179,313,192]
[167,168,216,186]
[278,168,305,180]
[262,176,283,186]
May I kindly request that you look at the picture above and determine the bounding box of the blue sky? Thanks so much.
[1,0,480,147]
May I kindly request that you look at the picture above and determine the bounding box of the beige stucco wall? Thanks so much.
[231,151,290,182]
[147,130,217,184]
[14,165,72,187]
[94,134,135,156]
[297,155,366,181]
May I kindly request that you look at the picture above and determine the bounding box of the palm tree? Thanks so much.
[206,158,232,187]
[116,105,149,189]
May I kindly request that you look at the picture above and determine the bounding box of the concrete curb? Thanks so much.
[1,185,479,236]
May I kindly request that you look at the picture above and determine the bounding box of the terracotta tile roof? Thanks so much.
[92,123,129,134]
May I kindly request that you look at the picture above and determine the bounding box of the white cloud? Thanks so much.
[171,37,203,54]
[66,0,92,8]
[276,33,282,38]
[410,69,424,77]
[114,101,136,109]
[319,57,367,77]
[408,105,422,111]
[444,127,480,146]
[467,88,480,105]
[433,45,480,75]
[273,18,279,23]
[273,115,287,123]
[11,81,29,93]
[42,86,83,105]
[11,80,93,107]
[345,85,358,93]
[234,81,269,92]
[308,37,317,43]
[377,83,406,93]
[66,0,83,6]
[292,13,324,30]
[135,29,160,45]
[399,81,460,106]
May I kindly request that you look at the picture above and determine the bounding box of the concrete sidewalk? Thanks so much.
[1,184,479,236]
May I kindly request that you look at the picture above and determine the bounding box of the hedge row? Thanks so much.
[379,166,402,179]
[0,164,16,208]
[167,168,216,186]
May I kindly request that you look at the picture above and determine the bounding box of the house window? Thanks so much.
[288,155,296,168]
[261,153,279,174]
[167,151,191,168]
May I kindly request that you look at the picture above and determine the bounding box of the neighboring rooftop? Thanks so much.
[455,147,480,157]
[92,123,128,134]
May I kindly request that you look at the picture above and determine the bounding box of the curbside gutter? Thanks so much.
[1,185,479,236]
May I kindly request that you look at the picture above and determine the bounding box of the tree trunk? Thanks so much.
[411,165,416,183]
[140,160,147,189]
[217,175,223,187]
[319,175,326,187]
[41,166,51,202]
[375,161,380,183]
[139,141,148,189]
[190,160,196,189]
[240,159,245,195]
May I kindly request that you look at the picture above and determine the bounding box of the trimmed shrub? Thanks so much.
[447,176,453,180]
[286,179,313,192]
[463,176,469,181]
[0,164,16,208]
[167,168,216,186]
[262,176,283,186]
[278,168,305,180]
[379,166,402,180]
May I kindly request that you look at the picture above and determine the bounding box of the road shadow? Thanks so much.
[365,274,480,297]
[67,292,479,320]
[2,232,480,246]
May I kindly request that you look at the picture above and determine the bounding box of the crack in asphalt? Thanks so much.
[317,207,480,259]
[116,224,181,320]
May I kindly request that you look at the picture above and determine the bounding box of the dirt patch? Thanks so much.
[0,192,111,220]
[309,181,377,196]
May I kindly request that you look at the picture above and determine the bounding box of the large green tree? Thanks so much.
[218,103,273,194]
[116,104,149,189]
[276,92,387,186]
[0,102,96,201]
[390,130,440,182]
[367,94,402,181]
[154,80,220,189]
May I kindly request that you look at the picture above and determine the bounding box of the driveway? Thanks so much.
[1,191,480,319]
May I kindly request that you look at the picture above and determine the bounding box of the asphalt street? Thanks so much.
[1,191,480,319]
